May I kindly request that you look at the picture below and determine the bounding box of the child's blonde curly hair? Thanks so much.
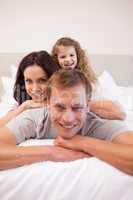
[51,37,97,84]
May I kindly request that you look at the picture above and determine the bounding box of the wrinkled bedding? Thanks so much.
[0,139,133,200]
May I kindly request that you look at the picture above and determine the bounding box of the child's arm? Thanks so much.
[89,100,126,120]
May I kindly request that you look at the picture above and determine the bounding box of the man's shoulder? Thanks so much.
[19,107,49,121]
[84,111,124,132]
[83,111,129,140]
[26,107,48,114]
[82,111,105,135]
[86,111,104,122]
[86,111,127,128]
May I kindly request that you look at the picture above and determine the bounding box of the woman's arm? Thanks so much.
[0,100,46,127]
[89,100,126,120]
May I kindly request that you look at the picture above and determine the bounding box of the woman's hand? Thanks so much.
[21,100,46,110]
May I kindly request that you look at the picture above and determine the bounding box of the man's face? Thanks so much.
[48,84,88,139]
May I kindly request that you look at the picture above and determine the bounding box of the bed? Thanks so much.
[0,54,133,200]
[0,140,133,200]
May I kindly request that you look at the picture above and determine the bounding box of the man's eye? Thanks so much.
[56,106,65,111]
[73,107,83,112]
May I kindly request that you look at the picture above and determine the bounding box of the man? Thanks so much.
[0,69,133,175]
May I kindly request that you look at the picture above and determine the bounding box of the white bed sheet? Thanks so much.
[0,139,133,200]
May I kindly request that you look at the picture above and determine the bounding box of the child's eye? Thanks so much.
[38,79,47,84]
[70,54,75,57]
[59,55,66,59]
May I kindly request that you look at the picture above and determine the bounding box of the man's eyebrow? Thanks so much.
[72,104,84,108]
[54,103,65,108]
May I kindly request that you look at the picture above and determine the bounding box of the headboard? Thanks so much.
[0,53,133,100]
[89,55,133,86]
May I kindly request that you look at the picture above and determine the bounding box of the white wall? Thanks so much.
[0,0,133,54]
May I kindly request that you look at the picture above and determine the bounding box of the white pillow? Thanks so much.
[92,70,120,101]
[1,65,17,106]
[117,86,133,111]
[92,70,133,111]
[10,64,17,79]
[1,76,14,97]
[98,70,117,88]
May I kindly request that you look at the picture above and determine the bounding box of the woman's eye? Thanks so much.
[25,79,32,84]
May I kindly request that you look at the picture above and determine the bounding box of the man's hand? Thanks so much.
[48,145,89,162]
[54,135,91,155]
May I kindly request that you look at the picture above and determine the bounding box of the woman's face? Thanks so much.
[24,65,48,102]
[57,45,78,70]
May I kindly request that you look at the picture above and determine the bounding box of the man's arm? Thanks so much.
[0,127,88,170]
[55,131,133,175]
[89,100,126,120]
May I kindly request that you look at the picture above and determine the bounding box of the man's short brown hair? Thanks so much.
[46,69,92,100]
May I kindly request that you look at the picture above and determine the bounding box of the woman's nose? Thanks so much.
[32,83,40,92]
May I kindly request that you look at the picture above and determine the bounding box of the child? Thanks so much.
[51,37,125,120]
[51,37,97,85]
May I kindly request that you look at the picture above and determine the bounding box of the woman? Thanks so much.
[0,50,59,127]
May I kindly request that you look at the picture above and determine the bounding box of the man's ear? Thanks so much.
[87,99,91,111]
[46,98,50,107]
[87,99,90,106]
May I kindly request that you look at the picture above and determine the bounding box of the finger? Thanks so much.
[53,140,58,146]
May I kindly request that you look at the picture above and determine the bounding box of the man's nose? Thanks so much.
[62,111,75,123]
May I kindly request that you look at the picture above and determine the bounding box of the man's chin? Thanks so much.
[60,134,75,139]
[59,130,77,139]
[54,124,79,139]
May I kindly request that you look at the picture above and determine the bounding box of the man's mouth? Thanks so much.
[58,123,77,129]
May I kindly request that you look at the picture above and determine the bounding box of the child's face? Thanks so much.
[57,45,78,69]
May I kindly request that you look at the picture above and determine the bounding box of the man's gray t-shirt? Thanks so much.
[6,107,130,144]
